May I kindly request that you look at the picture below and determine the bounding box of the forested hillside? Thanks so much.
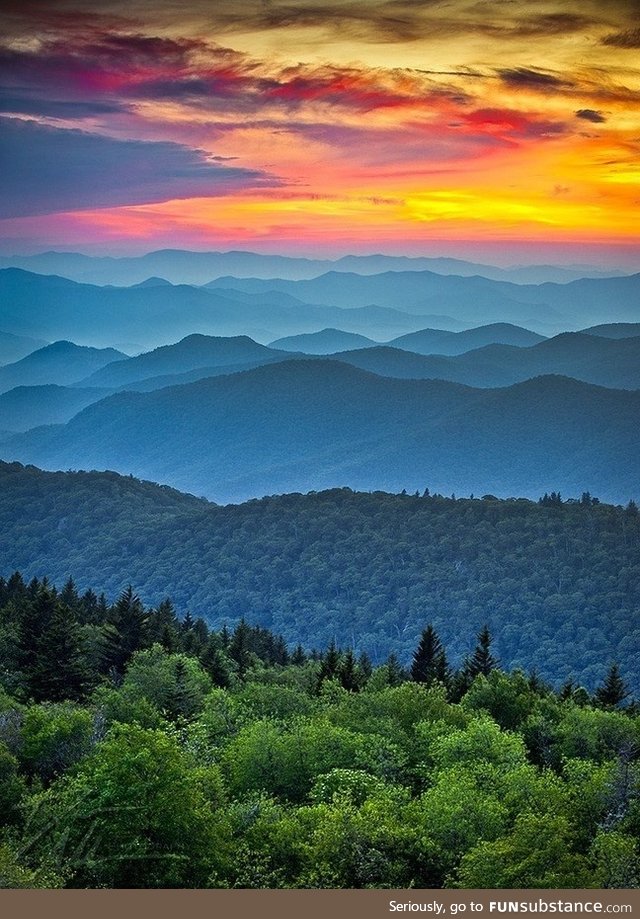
[0,572,638,889]
[1,462,638,690]
[3,362,639,503]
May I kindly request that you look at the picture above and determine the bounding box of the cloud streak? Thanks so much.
[0,117,279,218]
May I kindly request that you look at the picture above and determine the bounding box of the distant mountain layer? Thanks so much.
[269,328,377,353]
[0,249,627,286]
[0,340,127,395]
[0,330,48,365]
[205,269,640,328]
[81,334,286,388]
[2,360,638,504]
[0,268,444,348]
[388,322,545,355]
[3,267,640,358]
[1,461,638,689]
[0,385,110,432]
[79,330,640,395]
[582,322,640,339]
[332,333,640,390]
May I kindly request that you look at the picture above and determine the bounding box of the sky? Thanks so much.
[1,0,639,266]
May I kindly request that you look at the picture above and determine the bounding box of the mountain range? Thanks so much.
[2,360,637,504]
[332,333,640,389]
[0,384,109,432]
[0,268,446,348]
[0,340,126,395]
[0,249,627,286]
[205,270,640,328]
[0,330,48,365]
[1,460,638,688]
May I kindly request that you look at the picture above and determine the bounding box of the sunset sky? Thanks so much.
[1,0,639,265]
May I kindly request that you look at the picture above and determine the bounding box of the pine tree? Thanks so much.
[29,603,89,702]
[339,649,360,692]
[60,577,80,611]
[200,637,232,688]
[166,658,198,721]
[385,652,405,687]
[465,624,499,679]
[229,619,252,679]
[104,586,148,674]
[559,678,576,701]
[291,644,307,666]
[411,624,448,686]
[595,663,629,708]
[148,599,180,648]
[317,639,341,690]
[357,651,373,684]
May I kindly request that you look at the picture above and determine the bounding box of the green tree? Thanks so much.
[21,724,223,888]
[465,625,499,680]
[29,603,90,702]
[119,645,211,721]
[454,814,593,888]
[595,663,629,709]
[411,625,449,687]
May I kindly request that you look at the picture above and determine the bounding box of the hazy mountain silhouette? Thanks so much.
[332,333,640,389]
[2,360,637,504]
[204,269,640,328]
[581,322,640,339]
[0,384,110,432]
[0,268,446,347]
[80,334,287,388]
[0,249,626,286]
[0,340,126,395]
[0,330,48,365]
[269,328,378,353]
[388,322,545,355]
[130,276,173,288]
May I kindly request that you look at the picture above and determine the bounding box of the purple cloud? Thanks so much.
[0,117,280,218]
[575,108,606,123]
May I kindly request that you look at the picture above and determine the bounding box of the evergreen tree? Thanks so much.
[29,603,89,702]
[339,649,360,692]
[60,577,80,612]
[559,679,576,701]
[166,658,198,721]
[200,637,232,688]
[317,639,341,690]
[357,651,373,684]
[465,625,499,679]
[385,652,405,687]
[274,636,289,666]
[595,663,629,708]
[411,624,448,686]
[291,644,307,666]
[229,619,252,679]
[103,586,148,675]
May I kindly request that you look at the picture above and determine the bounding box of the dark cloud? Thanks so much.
[0,94,126,118]
[0,117,279,218]
[602,27,640,48]
[463,107,567,138]
[498,67,575,91]
[190,0,439,43]
[575,108,606,123]
[151,1,600,45]
[512,12,595,36]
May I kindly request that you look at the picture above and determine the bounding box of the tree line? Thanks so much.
[0,573,639,889]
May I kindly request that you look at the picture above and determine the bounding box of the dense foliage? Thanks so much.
[0,574,638,889]
[2,462,639,690]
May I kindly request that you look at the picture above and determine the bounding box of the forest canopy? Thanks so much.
[1,462,638,690]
